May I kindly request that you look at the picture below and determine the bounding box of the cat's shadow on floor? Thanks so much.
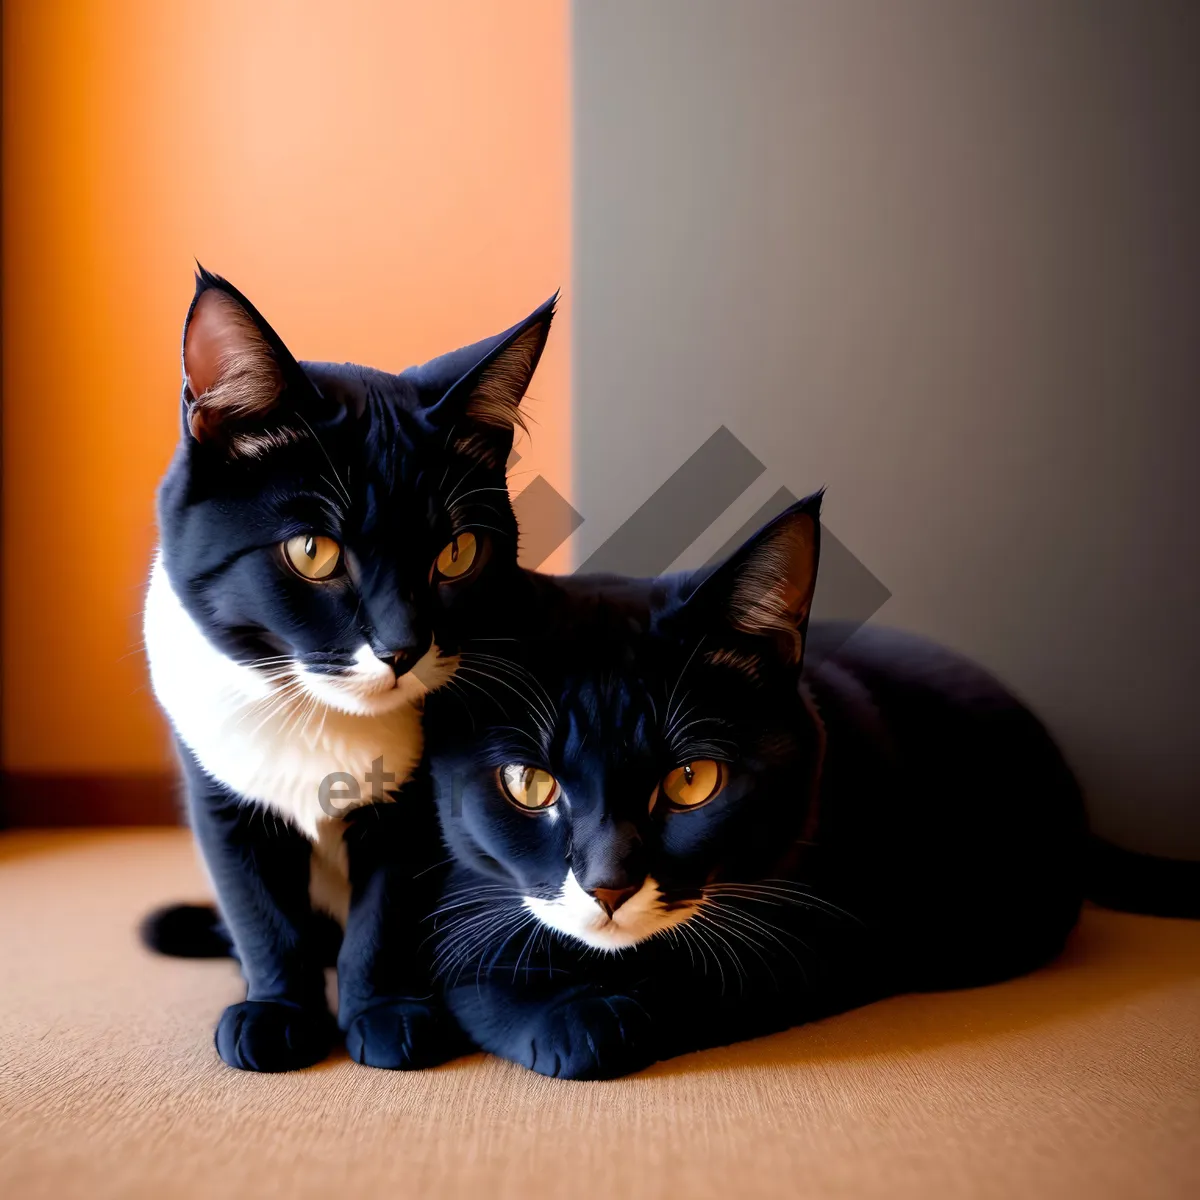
[636,904,1200,1078]
[300,905,1200,1079]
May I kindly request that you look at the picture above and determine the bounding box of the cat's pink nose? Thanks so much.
[590,886,639,917]
[380,647,421,677]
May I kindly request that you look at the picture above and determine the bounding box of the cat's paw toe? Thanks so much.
[345,998,469,1070]
[523,992,655,1081]
[215,1001,334,1072]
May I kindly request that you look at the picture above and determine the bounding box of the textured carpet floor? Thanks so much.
[0,829,1197,1200]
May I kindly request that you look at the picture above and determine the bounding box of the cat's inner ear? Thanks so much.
[418,295,555,469]
[715,499,822,665]
[183,287,283,445]
[456,323,543,459]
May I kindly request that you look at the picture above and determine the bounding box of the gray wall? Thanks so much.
[572,0,1200,856]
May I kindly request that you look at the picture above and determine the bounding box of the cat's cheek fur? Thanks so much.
[523,869,699,951]
[144,556,425,842]
[297,644,457,718]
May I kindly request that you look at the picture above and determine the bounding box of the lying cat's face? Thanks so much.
[157,270,554,716]
[427,497,823,950]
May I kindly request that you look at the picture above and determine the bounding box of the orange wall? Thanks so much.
[2,1,570,773]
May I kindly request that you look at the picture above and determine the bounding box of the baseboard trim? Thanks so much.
[0,772,183,828]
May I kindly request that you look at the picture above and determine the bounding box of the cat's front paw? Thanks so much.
[215,1000,335,1072]
[344,997,470,1070]
[520,992,655,1081]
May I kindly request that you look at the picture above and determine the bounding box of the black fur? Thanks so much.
[422,496,1089,1079]
[151,269,554,1071]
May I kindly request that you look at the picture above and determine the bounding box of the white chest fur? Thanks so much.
[143,556,424,844]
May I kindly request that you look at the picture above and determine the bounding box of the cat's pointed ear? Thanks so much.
[688,492,823,665]
[408,293,558,468]
[181,268,307,454]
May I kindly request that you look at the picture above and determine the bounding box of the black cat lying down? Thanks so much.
[423,493,1087,1079]
[146,490,1087,1077]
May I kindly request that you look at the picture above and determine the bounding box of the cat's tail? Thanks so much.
[139,903,344,962]
[139,903,235,958]
[1087,839,1200,920]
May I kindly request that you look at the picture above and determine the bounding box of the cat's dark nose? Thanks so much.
[589,885,640,917]
[381,646,423,677]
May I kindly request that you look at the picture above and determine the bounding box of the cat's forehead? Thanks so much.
[563,672,652,730]
[285,362,459,512]
[301,360,421,419]
[552,679,657,780]
[541,626,755,744]
[532,605,701,706]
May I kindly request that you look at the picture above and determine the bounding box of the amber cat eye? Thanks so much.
[499,764,561,810]
[434,532,478,580]
[660,760,725,810]
[282,534,342,580]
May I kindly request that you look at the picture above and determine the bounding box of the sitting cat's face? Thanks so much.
[426,496,823,950]
[157,270,554,717]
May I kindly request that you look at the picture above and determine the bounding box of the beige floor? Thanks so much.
[0,829,1197,1200]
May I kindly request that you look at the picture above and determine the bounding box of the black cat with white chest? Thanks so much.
[424,494,1087,1078]
[145,269,554,1071]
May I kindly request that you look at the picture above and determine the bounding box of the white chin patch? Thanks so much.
[523,869,698,951]
[298,643,457,716]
